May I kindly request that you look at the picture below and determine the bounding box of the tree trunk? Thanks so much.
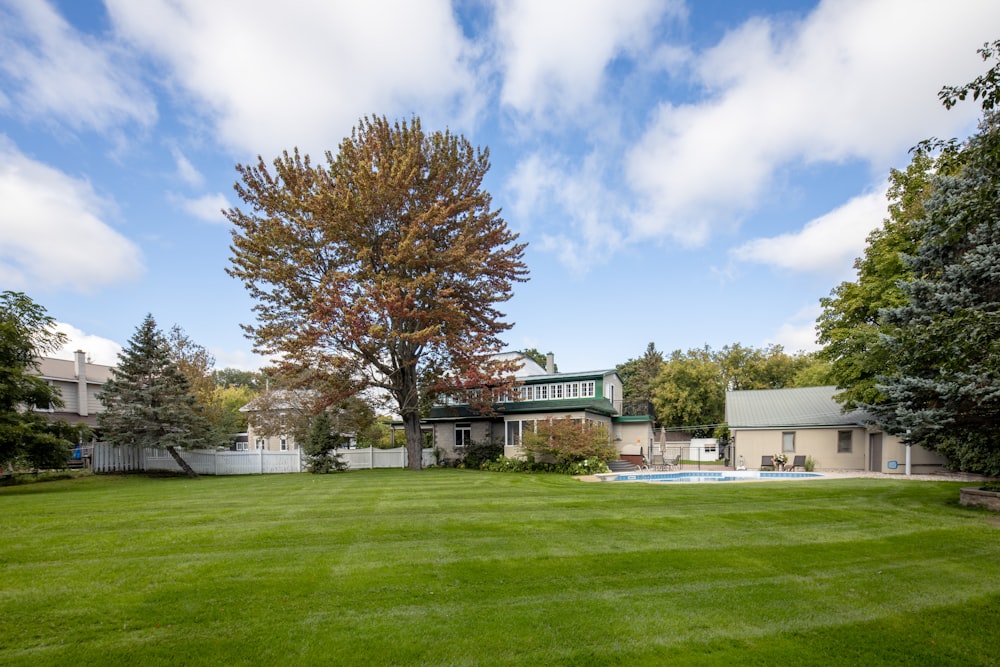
[166,445,198,478]
[402,411,424,470]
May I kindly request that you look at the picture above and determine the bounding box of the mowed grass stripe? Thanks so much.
[1,470,997,665]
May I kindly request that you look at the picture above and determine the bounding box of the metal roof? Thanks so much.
[725,386,870,428]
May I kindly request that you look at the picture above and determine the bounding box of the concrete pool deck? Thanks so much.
[577,469,991,483]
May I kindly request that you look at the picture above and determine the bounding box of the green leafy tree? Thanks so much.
[213,368,269,391]
[212,384,256,435]
[521,348,557,372]
[98,315,213,477]
[0,291,78,470]
[652,347,725,436]
[227,115,528,469]
[520,418,617,464]
[816,149,939,409]
[787,353,835,388]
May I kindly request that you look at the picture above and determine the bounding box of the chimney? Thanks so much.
[545,353,554,374]
[75,350,88,416]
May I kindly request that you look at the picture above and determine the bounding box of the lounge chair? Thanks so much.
[760,455,775,470]
[787,455,807,471]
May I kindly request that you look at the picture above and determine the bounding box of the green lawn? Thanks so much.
[1,470,998,666]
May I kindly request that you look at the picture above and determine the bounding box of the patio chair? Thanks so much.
[787,455,807,471]
[760,455,775,470]
[668,454,681,470]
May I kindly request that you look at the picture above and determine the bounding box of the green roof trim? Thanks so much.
[427,397,618,420]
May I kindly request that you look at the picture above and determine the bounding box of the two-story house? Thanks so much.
[423,353,655,464]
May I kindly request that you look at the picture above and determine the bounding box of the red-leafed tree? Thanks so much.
[226,116,528,469]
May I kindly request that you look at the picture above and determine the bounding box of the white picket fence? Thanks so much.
[336,446,437,470]
[91,443,436,474]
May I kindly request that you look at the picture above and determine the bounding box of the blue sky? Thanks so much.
[1,0,997,373]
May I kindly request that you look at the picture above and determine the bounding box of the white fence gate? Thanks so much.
[92,443,437,474]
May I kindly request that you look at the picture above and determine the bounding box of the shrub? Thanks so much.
[520,419,617,464]
[804,456,816,472]
[458,439,504,469]
[480,456,608,475]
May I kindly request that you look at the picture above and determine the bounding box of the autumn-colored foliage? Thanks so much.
[226,116,528,468]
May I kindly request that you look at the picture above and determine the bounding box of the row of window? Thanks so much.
[509,381,597,402]
[438,380,601,406]
[235,437,290,451]
[781,431,853,453]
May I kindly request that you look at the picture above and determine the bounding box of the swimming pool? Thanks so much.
[597,470,824,483]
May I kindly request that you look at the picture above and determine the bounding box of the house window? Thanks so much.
[235,441,248,451]
[455,423,472,449]
[280,437,288,451]
[566,382,578,398]
[837,430,853,453]
[255,437,265,450]
[552,384,563,399]
[581,381,596,398]
[782,432,795,453]
[506,420,521,447]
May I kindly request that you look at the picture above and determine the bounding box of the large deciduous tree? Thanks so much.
[98,315,212,477]
[227,116,528,469]
[0,291,78,470]
[816,149,939,409]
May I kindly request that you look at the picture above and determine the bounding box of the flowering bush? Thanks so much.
[773,452,788,466]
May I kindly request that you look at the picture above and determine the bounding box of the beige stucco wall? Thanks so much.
[733,427,868,471]
[733,427,945,473]
[244,425,297,452]
[878,433,947,472]
[431,420,504,462]
[614,421,654,457]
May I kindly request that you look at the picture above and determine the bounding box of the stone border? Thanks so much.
[960,487,1000,511]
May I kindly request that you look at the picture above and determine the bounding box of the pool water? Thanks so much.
[603,470,823,483]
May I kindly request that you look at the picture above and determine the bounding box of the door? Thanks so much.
[868,433,883,472]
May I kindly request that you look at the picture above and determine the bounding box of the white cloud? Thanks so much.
[105,0,481,158]
[494,0,683,118]
[765,304,822,353]
[0,0,155,133]
[507,152,624,272]
[0,137,144,292]
[171,192,230,224]
[171,147,204,188]
[625,0,1000,244]
[50,322,122,366]
[730,188,887,276]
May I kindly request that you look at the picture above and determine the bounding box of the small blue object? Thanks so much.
[887,460,898,469]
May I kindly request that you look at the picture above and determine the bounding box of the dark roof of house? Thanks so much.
[725,386,870,429]
[427,397,618,421]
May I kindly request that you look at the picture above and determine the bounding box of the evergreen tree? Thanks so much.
[301,411,345,473]
[98,315,211,477]
[869,43,1000,474]
[617,342,663,405]
[872,111,1000,474]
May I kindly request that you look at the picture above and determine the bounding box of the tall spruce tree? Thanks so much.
[98,315,210,477]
